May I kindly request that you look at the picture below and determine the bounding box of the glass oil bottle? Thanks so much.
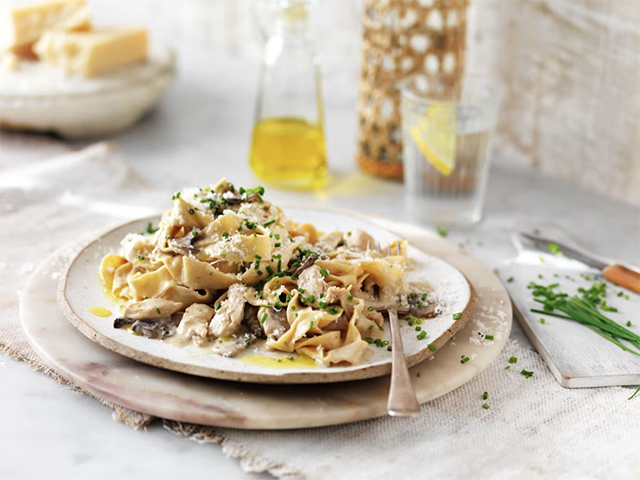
[249,0,327,190]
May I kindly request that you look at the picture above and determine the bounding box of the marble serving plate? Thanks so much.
[20,215,512,429]
[57,209,473,384]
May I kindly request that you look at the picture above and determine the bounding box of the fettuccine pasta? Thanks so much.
[101,179,439,366]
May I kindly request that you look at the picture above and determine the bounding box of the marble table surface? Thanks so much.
[2,47,639,480]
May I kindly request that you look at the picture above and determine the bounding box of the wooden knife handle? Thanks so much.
[602,264,640,295]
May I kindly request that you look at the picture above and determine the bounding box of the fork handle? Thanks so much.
[387,309,420,417]
[603,264,640,295]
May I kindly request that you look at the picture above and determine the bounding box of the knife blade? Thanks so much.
[518,232,609,270]
[517,231,640,295]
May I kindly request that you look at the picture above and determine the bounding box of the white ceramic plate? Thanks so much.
[58,208,473,384]
[0,46,175,139]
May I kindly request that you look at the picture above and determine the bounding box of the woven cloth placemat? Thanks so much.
[1,142,638,480]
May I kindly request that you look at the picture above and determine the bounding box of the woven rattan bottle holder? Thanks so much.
[357,0,468,179]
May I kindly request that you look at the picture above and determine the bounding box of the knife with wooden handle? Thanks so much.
[602,265,640,295]
[519,232,640,295]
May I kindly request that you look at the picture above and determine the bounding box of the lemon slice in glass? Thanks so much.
[409,104,457,176]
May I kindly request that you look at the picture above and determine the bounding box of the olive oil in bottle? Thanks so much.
[249,0,327,189]
[250,116,326,187]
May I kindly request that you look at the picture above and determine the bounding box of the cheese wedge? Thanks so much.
[34,27,149,78]
[0,0,91,52]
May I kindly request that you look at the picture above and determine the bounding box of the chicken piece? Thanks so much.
[324,286,350,304]
[123,298,183,320]
[297,264,326,299]
[316,231,343,252]
[345,229,377,252]
[177,303,215,346]
[209,283,246,338]
[258,307,290,340]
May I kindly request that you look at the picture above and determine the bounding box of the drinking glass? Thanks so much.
[401,74,500,226]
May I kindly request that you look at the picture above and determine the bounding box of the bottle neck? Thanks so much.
[274,0,311,39]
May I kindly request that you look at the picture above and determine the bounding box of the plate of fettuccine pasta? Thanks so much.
[58,180,473,383]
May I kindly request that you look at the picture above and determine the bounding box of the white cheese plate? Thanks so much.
[0,46,175,138]
[58,208,474,384]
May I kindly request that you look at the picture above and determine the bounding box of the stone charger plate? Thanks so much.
[21,214,511,429]
[57,209,473,384]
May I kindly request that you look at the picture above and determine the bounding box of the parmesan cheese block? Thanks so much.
[0,0,91,52]
[33,27,149,78]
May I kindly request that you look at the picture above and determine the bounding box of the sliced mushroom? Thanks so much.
[123,298,183,320]
[209,283,246,338]
[287,253,318,277]
[114,315,180,339]
[222,192,261,205]
[258,307,290,340]
[323,314,349,332]
[243,305,265,339]
[167,228,201,256]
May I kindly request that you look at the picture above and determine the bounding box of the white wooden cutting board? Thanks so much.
[497,263,640,388]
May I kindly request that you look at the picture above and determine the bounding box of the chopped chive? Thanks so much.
[460,356,470,364]
[482,403,490,410]
[222,232,228,238]
[436,227,447,238]
[417,331,427,340]
[320,268,329,278]
[507,277,514,283]
[428,344,437,351]
[520,369,534,378]
[416,372,421,378]
[485,335,494,340]
[482,391,488,400]
[260,313,267,324]
[264,220,276,227]
[452,312,462,320]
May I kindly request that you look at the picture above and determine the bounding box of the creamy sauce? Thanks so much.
[241,354,318,369]
[88,306,112,317]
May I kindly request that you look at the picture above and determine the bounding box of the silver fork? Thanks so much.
[383,242,420,417]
